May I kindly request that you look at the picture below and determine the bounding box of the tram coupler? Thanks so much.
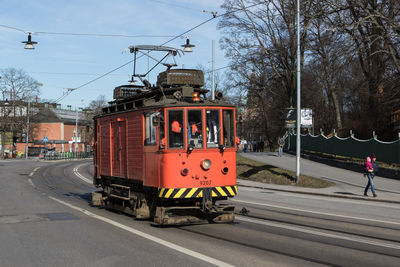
[202,188,213,212]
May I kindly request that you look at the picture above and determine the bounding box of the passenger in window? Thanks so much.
[171,120,182,133]
[169,110,184,148]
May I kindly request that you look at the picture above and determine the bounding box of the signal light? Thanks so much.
[193,92,200,102]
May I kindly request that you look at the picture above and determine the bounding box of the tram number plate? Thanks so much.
[200,180,212,186]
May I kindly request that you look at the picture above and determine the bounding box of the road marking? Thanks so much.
[73,165,92,184]
[48,196,234,267]
[28,178,36,189]
[29,167,41,177]
[236,216,400,250]
[232,199,400,226]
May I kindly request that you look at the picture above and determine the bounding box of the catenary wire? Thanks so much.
[0,2,261,103]
[55,2,262,103]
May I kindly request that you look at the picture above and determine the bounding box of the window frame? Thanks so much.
[144,111,158,146]
[186,109,204,149]
[222,109,235,148]
[167,108,185,149]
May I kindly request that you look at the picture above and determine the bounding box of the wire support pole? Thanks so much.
[296,0,301,182]
[25,102,30,160]
[212,40,215,100]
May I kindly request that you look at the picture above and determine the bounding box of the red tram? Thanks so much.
[92,46,238,225]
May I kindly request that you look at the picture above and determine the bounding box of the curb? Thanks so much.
[237,183,400,205]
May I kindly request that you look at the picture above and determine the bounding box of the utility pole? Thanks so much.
[25,101,30,159]
[75,107,78,157]
[212,40,215,100]
[296,0,301,182]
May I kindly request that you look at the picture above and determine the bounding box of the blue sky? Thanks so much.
[0,0,228,108]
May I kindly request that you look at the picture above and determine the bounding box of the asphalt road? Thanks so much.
[0,159,399,266]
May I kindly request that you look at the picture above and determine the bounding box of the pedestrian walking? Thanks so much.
[364,156,377,197]
[278,136,285,157]
[371,154,379,178]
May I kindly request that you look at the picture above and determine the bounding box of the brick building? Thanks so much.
[3,103,93,156]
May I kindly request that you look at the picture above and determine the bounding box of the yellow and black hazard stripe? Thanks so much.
[158,185,238,199]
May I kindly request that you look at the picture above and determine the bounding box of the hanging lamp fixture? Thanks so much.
[22,32,37,50]
[181,38,195,53]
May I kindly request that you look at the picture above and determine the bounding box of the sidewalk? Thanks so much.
[238,152,400,204]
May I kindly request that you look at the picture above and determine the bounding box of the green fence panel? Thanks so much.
[285,133,400,164]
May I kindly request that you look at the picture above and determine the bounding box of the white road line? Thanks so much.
[236,216,400,250]
[29,167,41,177]
[48,196,234,267]
[73,165,92,184]
[232,199,400,226]
[28,178,36,189]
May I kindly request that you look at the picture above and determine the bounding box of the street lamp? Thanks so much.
[22,32,37,50]
[181,38,195,53]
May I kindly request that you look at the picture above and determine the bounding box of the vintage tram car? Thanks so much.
[92,47,238,225]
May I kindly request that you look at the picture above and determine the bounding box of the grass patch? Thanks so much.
[237,155,335,188]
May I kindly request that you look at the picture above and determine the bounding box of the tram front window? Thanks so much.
[168,110,184,148]
[187,110,203,148]
[206,109,220,148]
[223,109,235,147]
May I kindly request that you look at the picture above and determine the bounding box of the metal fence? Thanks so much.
[285,133,400,164]
[41,152,93,160]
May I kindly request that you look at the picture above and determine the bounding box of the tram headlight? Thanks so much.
[222,167,229,174]
[201,159,212,170]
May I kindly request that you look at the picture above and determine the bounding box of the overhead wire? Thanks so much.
[55,2,262,102]
[1,2,263,103]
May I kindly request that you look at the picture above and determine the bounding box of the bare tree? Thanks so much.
[0,68,41,158]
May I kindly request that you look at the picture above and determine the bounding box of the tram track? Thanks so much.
[230,200,400,247]
[28,160,400,266]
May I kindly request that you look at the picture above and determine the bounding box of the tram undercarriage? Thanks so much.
[91,180,234,225]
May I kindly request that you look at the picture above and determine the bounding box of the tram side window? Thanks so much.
[187,110,203,148]
[145,112,157,145]
[206,109,220,148]
[159,118,165,148]
[168,110,184,148]
[223,109,235,147]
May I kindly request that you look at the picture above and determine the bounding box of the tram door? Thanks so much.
[111,121,127,177]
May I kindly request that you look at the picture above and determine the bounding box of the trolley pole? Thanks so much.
[296,0,301,182]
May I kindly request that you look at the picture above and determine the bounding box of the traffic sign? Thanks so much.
[43,136,48,142]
